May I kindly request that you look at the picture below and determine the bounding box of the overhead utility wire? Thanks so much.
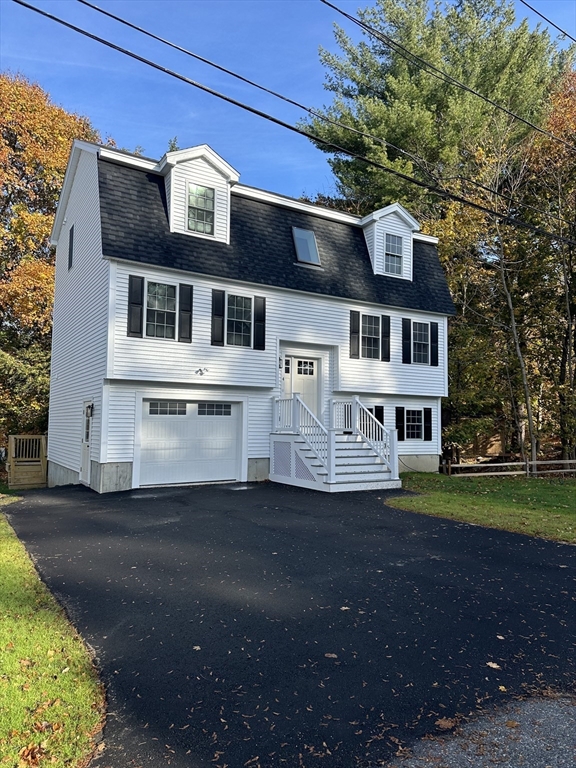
[518,0,576,44]
[75,0,434,180]
[77,0,573,228]
[12,0,576,247]
[320,0,576,154]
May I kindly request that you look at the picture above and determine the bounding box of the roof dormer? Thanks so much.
[157,145,240,245]
[360,203,420,281]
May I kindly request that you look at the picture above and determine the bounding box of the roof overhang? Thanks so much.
[155,144,240,183]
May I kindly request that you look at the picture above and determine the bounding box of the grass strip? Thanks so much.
[0,489,105,767]
[388,473,576,543]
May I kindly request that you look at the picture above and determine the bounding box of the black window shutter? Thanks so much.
[253,296,266,350]
[381,315,390,361]
[127,275,144,337]
[430,322,439,367]
[402,318,412,364]
[211,289,225,346]
[395,407,405,441]
[350,311,360,359]
[374,405,384,425]
[68,225,74,270]
[424,408,433,441]
[178,284,193,343]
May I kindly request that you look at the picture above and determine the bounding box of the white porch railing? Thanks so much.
[273,394,399,483]
[331,396,399,480]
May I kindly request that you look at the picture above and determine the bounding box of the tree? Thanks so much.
[0,73,101,443]
[303,0,574,457]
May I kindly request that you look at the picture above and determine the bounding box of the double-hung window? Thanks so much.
[385,233,403,275]
[188,184,215,235]
[227,294,252,347]
[211,289,266,350]
[401,319,438,366]
[361,315,380,359]
[350,311,390,361]
[412,322,429,364]
[127,276,193,343]
[146,281,176,339]
[395,406,432,441]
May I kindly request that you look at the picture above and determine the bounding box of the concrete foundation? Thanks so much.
[48,461,80,488]
[399,454,440,473]
[247,458,270,482]
[90,461,133,493]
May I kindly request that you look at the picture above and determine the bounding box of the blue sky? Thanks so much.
[1,0,574,198]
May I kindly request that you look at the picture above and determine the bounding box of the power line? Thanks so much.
[518,0,576,44]
[76,0,574,228]
[320,0,576,155]
[11,0,576,247]
[75,0,435,181]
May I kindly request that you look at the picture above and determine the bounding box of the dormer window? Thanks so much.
[385,233,403,275]
[293,227,320,266]
[188,184,215,235]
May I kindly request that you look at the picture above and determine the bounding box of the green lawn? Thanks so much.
[388,473,576,543]
[0,486,105,767]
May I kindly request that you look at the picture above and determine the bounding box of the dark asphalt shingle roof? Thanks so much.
[98,158,455,315]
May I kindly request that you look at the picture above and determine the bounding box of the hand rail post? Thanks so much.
[328,398,334,430]
[389,428,399,480]
[292,393,300,434]
[352,395,360,434]
[272,397,279,433]
[328,428,337,483]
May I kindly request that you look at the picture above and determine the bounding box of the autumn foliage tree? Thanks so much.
[0,73,100,442]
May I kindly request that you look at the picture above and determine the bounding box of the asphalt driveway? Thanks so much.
[7,482,576,767]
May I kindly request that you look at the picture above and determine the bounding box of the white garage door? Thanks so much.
[140,400,240,486]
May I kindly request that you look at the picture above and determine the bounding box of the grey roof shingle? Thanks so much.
[98,158,455,315]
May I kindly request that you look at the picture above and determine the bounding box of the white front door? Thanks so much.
[80,402,92,485]
[284,357,319,416]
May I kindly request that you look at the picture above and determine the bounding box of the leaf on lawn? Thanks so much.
[18,743,46,766]
[435,717,457,730]
[486,662,501,669]
[324,653,338,659]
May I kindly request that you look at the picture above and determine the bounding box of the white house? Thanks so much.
[47,141,454,493]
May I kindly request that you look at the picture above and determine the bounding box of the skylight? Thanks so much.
[292,227,320,266]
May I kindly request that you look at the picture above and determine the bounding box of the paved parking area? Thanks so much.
[7,482,576,767]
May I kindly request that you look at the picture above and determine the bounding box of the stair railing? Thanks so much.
[353,397,399,479]
[292,394,329,469]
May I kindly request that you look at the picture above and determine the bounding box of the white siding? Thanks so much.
[48,149,109,472]
[111,263,447,398]
[169,158,230,243]
[358,395,442,456]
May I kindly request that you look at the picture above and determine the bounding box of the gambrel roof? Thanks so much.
[97,157,455,316]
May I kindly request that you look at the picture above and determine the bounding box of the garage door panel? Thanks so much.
[140,401,240,486]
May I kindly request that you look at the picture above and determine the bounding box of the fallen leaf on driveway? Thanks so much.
[486,662,501,669]
[435,717,457,730]
[340,607,351,611]
[324,653,338,659]
[506,720,520,728]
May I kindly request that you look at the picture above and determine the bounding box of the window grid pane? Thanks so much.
[385,233,403,275]
[227,294,252,347]
[406,409,423,439]
[297,360,315,375]
[146,283,176,338]
[361,314,380,359]
[188,185,215,235]
[198,403,232,416]
[413,322,430,364]
[149,401,187,415]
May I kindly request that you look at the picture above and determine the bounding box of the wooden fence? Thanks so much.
[441,458,576,478]
[6,435,47,490]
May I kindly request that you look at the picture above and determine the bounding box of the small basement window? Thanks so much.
[293,227,320,265]
[188,184,215,235]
